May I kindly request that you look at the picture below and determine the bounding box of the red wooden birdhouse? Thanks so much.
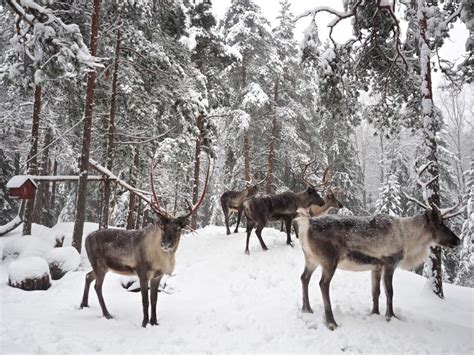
[7,175,37,199]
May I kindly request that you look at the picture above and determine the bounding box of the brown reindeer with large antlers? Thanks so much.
[296,162,462,330]
[80,158,211,327]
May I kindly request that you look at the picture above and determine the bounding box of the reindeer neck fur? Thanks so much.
[142,224,178,276]
[293,190,313,208]
[310,203,331,217]
[398,214,433,270]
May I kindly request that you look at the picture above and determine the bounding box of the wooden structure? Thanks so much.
[7,175,37,199]
[6,175,115,200]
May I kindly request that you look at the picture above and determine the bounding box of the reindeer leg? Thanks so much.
[301,265,317,313]
[285,217,294,247]
[245,220,255,254]
[371,268,382,315]
[293,220,299,239]
[383,265,397,321]
[234,208,243,233]
[223,206,231,235]
[150,275,163,326]
[320,264,338,330]
[80,270,96,309]
[255,224,268,251]
[138,273,150,327]
[93,269,113,319]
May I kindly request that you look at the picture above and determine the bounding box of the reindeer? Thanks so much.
[283,167,344,238]
[296,164,462,330]
[243,162,325,254]
[221,184,258,235]
[80,160,210,327]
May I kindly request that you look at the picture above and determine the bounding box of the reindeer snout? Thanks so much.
[161,241,172,250]
[451,237,461,247]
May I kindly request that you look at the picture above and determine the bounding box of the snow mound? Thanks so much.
[8,256,51,291]
[2,236,53,260]
[44,247,81,280]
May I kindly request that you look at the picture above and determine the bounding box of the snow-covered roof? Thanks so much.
[6,175,37,189]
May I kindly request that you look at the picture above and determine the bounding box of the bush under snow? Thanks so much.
[8,256,51,291]
[2,236,53,261]
[44,246,81,280]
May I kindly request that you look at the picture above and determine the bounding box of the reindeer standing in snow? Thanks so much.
[80,159,210,327]
[296,162,462,330]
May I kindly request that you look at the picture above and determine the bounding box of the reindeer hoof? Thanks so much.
[104,313,113,320]
[80,303,89,309]
[326,321,338,331]
[150,318,159,326]
[142,319,149,328]
[287,241,294,247]
[245,250,250,255]
[385,313,398,321]
[370,308,380,315]
[234,230,238,233]
[226,231,231,235]
[302,306,313,314]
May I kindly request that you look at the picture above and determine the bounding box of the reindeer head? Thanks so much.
[406,161,462,249]
[246,185,258,198]
[300,159,325,207]
[149,157,211,252]
[324,190,344,209]
[424,208,461,248]
[319,167,344,209]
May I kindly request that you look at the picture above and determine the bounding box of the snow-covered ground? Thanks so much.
[1,222,473,353]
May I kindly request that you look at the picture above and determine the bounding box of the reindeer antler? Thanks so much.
[406,161,464,219]
[183,156,211,219]
[299,158,319,189]
[149,157,171,219]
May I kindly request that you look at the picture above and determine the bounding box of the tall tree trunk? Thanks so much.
[126,147,139,230]
[100,29,121,230]
[241,50,251,183]
[418,3,444,298]
[135,198,142,230]
[266,79,279,194]
[72,0,101,253]
[33,128,52,226]
[50,159,57,219]
[23,84,42,236]
[243,130,251,182]
[191,114,205,228]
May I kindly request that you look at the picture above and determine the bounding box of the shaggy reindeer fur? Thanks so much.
[296,209,460,330]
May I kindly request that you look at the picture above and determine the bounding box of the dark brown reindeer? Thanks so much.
[296,166,462,330]
[80,160,210,327]
[221,184,258,235]
[243,162,325,254]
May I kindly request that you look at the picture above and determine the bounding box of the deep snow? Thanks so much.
[0,222,473,353]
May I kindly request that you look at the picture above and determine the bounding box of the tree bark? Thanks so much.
[266,79,279,194]
[191,114,205,228]
[72,0,101,253]
[33,127,52,226]
[418,5,444,298]
[241,50,251,183]
[126,147,139,230]
[23,84,42,236]
[243,129,251,182]
[50,159,57,218]
[100,29,121,230]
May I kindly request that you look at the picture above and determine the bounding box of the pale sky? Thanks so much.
[212,0,470,89]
